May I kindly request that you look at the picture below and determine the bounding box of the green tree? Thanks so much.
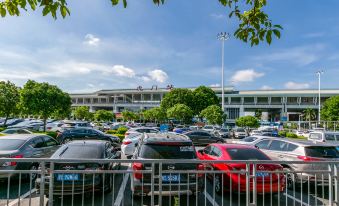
[73,106,92,120]
[255,109,263,120]
[160,88,194,111]
[167,104,193,124]
[94,110,115,122]
[321,96,339,121]
[122,110,138,121]
[0,81,20,126]
[303,108,316,128]
[235,115,260,129]
[200,105,225,125]
[143,107,167,123]
[193,86,220,116]
[20,80,72,131]
[0,0,281,46]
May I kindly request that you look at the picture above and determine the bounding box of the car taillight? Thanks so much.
[122,141,132,145]
[197,164,204,177]
[297,156,322,161]
[132,163,143,179]
[4,154,24,166]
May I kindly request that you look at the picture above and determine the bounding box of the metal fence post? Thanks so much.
[246,163,250,206]
[159,162,162,206]
[253,163,257,206]
[151,163,155,206]
[40,161,45,206]
[329,164,333,206]
[48,162,54,206]
[334,164,338,206]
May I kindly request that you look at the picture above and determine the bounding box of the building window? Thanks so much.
[230,97,241,104]
[226,108,240,120]
[287,97,298,105]
[257,97,268,104]
[243,97,254,104]
[271,97,281,104]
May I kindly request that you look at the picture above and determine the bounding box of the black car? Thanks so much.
[0,134,60,180]
[36,140,121,196]
[131,133,204,197]
[57,128,120,144]
[183,130,225,146]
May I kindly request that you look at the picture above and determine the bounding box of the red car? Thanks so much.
[197,144,285,194]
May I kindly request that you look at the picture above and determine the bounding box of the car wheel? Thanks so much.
[63,138,72,144]
[214,174,222,194]
[29,164,38,181]
[284,168,296,189]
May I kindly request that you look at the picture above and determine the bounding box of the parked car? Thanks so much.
[1,128,33,135]
[197,144,285,194]
[183,130,225,146]
[111,124,130,130]
[214,128,230,138]
[230,128,248,139]
[202,125,215,133]
[254,138,339,188]
[8,120,44,131]
[0,134,60,180]
[250,130,263,136]
[131,133,204,197]
[124,127,159,138]
[35,140,121,196]
[231,136,270,145]
[57,128,120,144]
[45,122,64,132]
[0,118,24,127]
[308,131,339,143]
[173,126,190,134]
[60,121,92,130]
[121,133,142,158]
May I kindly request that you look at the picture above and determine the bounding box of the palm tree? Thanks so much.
[303,108,316,129]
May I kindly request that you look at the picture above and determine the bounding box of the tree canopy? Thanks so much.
[235,115,259,129]
[122,110,138,121]
[20,80,72,131]
[192,86,220,116]
[0,81,20,126]
[160,88,194,111]
[166,104,193,124]
[321,96,339,121]
[94,110,115,122]
[143,107,167,123]
[200,105,225,125]
[0,0,281,46]
[73,106,93,120]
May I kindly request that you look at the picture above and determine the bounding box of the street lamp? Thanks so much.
[217,32,230,113]
[316,70,324,126]
[298,113,304,131]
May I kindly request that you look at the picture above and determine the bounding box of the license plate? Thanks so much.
[57,174,79,181]
[162,174,180,182]
[256,172,269,177]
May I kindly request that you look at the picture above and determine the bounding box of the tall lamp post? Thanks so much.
[316,70,324,126]
[217,32,230,114]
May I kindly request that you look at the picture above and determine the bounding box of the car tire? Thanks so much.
[214,174,223,194]
[63,138,72,144]
[28,164,39,181]
[284,168,297,190]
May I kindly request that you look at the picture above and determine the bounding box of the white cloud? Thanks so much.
[284,81,310,89]
[84,34,100,46]
[231,69,265,83]
[252,44,325,66]
[147,69,168,83]
[210,83,220,87]
[261,85,273,90]
[140,76,151,82]
[210,13,225,19]
[304,32,325,38]
[108,65,136,78]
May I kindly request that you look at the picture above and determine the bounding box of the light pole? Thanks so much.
[298,113,304,131]
[217,32,230,114]
[316,70,324,126]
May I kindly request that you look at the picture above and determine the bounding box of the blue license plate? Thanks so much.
[162,175,180,182]
[256,172,269,177]
[57,174,79,181]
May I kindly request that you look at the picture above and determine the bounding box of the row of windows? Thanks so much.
[255,140,298,152]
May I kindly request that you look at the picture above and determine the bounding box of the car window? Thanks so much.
[269,140,287,151]
[210,146,222,157]
[56,145,103,159]
[0,139,26,150]
[200,132,210,137]
[241,136,258,142]
[236,128,245,132]
[226,148,270,160]
[31,137,45,148]
[309,133,322,140]
[138,144,196,159]
[286,143,298,151]
[325,134,336,141]
[70,129,86,134]
[43,136,58,147]
[204,146,211,155]
[255,140,271,150]
[305,146,339,158]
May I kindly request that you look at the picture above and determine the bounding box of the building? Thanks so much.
[70,86,339,123]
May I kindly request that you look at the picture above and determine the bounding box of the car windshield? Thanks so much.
[220,129,228,132]
[139,144,196,159]
[240,136,258,142]
[56,145,103,159]
[236,128,245,132]
[0,139,26,150]
[305,146,339,158]
[204,126,213,129]
[226,148,270,160]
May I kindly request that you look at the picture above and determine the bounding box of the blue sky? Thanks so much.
[0,0,338,92]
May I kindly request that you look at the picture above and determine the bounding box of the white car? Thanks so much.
[124,127,159,138]
[121,133,142,158]
[250,130,263,136]
[231,136,270,145]
[202,125,215,133]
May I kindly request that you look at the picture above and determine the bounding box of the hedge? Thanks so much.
[278,130,287,137]
[286,132,298,138]
[117,127,128,135]
[34,131,58,139]
[0,127,6,132]
[106,130,117,135]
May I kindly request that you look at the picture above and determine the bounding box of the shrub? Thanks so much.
[286,132,298,138]
[0,133,5,136]
[114,134,125,141]
[106,130,117,134]
[117,127,128,135]
[278,130,287,137]
[0,127,6,132]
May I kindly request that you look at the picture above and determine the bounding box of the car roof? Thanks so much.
[143,133,192,143]
[257,137,337,147]
[212,143,256,149]
[0,134,47,141]
[65,140,108,146]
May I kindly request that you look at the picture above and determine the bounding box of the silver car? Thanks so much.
[254,138,339,188]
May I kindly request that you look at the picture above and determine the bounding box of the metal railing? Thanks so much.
[0,158,338,206]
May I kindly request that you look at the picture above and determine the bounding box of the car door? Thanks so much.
[266,140,288,160]
[41,136,60,157]
[200,132,213,145]
[254,139,272,156]
[28,137,46,158]
[186,132,198,145]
